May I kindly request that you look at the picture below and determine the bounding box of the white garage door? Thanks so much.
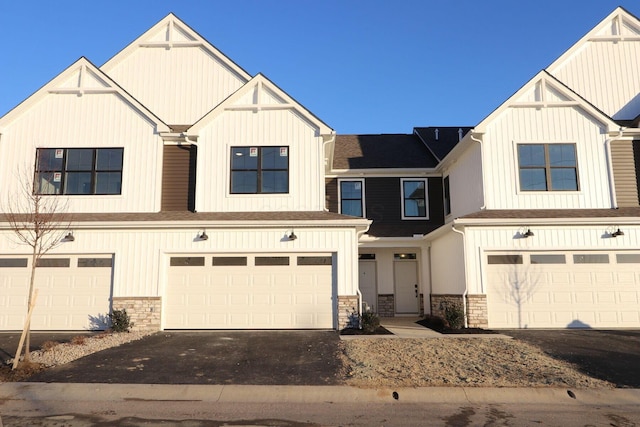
[486,251,640,328]
[0,255,113,331]
[165,253,335,329]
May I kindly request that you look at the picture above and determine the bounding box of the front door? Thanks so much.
[358,260,377,312]
[394,260,419,314]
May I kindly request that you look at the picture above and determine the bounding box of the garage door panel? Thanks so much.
[487,251,640,328]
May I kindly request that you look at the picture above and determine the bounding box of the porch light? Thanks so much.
[611,228,624,238]
[62,232,75,242]
[197,231,209,241]
[288,231,297,241]
[523,229,534,238]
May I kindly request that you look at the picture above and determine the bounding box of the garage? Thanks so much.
[164,253,335,329]
[0,255,113,331]
[486,251,640,328]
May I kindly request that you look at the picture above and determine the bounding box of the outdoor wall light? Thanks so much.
[197,231,209,241]
[611,228,624,238]
[523,229,534,238]
[288,230,297,241]
[62,232,75,242]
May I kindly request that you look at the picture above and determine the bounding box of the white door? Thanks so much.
[358,260,377,312]
[0,255,113,331]
[486,251,640,328]
[394,260,419,314]
[165,253,334,329]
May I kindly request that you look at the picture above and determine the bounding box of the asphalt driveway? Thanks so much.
[23,330,344,385]
[503,329,640,388]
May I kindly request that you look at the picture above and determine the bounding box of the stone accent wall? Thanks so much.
[337,295,359,329]
[419,293,425,316]
[377,294,395,317]
[112,297,162,331]
[466,294,488,328]
[430,294,489,328]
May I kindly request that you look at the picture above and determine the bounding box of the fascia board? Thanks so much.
[190,74,333,135]
[358,235,430,248]
[100,13,251,82]
[327,168,439,177]
[453,217,640,227]
[0,57,170,133]
[434,134,475,172]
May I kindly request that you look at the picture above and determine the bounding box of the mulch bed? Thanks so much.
[0,361,45,382]
[415,318,498,335]
[340,326,393,335]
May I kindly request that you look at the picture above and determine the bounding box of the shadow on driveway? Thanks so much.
[503,329,640,388]
[26,330,345,385]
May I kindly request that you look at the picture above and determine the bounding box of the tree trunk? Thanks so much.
[23,249,38,363]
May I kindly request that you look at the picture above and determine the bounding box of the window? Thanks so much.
[339,179,364,217]
[35,148,123,195]
[255,256,289,266]
[443,176,451,216]
[170,257,205,266]
[212,257,248,266]
[231,146,289,194]
[530,254,566,264]
[297,256,332,265]
[518,144,578,191]
[401,179,428,219]
[488,255,523,265]
[617,254,640,264]
[573,254,609,264]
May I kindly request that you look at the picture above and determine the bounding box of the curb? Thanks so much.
[1,383,639,405]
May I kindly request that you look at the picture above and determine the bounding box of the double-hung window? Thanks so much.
[518,144,578,191]
[339,179,365,217]
[230,146,289,194]
[35,148,123,195]
[401,178,428,219]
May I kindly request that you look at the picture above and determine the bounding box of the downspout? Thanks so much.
[469,132,486,210]
[604,128,625,209]
[451,224,468,328]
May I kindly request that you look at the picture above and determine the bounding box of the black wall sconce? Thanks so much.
[62,232,75,242]
[522,229,534,238]
[197,231,209,241]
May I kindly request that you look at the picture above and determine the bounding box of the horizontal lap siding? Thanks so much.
[161,145,197,211]
[611,140,640,207]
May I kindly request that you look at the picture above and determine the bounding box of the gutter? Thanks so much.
[451,224,469,328]
[604,128,625,209]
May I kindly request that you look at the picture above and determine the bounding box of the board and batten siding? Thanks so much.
[611,140,640,207]
[549,40,640,120]
[0,227,359,298]
[195,109,326,212]
[483,106,612,210]
[462,225,640,295]
[0,92,162,213]
[103,47,247,125]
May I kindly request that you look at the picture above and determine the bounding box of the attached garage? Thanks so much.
[164,253,335,329]
[486,251,640,328]
[0,255,113,331]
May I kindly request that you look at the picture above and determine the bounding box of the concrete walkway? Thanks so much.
[340,317,511,339]
[1,382,638,405]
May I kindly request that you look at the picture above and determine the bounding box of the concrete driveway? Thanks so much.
[503,329,640,388]
[23,330,345,385]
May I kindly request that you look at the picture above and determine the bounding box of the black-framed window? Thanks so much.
[443,175,451,216]
[339,180,364,217]
[35,148,123,195]
[401,179,428,218]
[518,144,578,191]
[230,146,289,194]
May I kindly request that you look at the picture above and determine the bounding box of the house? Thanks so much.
[0,13,369,331]
[1,8,639,332]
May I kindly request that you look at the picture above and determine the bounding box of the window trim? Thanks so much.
[400,178,429,220]
[34,147,124,196]
[516,143,579,192]
[229,146,290,195]
[338,178,366,217]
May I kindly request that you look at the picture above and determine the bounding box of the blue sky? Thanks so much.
[1,1,639,134]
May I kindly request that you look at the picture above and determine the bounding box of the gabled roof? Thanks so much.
[414,127,472,161]
[332,134,438,170]
[101,13,251,82]
[189,73,333,135]
[474,70,619,134]
[0,57,169,132]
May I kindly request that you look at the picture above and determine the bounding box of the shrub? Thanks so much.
[421,314,447,331]
[71,335,86,345]
[108,309,134,333]
[41,341,60,352]
[361,311,380,333]
[444,303,465,329]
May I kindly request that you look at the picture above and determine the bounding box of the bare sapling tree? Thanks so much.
[2,167,71,368]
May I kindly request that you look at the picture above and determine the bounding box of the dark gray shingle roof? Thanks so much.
[414,127,472,161]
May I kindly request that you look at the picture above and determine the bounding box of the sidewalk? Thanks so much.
[1,382,639,405]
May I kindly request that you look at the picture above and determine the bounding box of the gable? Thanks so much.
[547,7,640,120]
[101,13,251,125]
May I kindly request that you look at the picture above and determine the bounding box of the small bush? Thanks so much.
[71,335,86,346]
[41,341,60,352]
[361,311,380,333]
[421,314,447,330]
[108,309,134,333]
[444,303,465,329]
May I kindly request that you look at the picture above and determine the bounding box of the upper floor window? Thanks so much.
[339,179,365,217]
[443,175,451,216]
[518,144,578,191]
[35,148,123,195]
[231,146,289,194]
[401,178,428,219]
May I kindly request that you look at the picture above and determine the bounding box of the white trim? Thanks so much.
[337,178,366,218]
[327,168,438,177]
[400,178,429,220]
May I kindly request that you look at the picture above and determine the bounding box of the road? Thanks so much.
[1,400,640,426]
